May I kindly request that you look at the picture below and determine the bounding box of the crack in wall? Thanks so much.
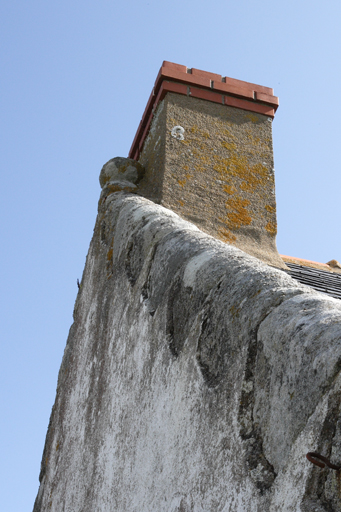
[238,323,277,494]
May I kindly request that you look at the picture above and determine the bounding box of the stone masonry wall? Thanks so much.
[138,93,285,269]
[34,189,341,512]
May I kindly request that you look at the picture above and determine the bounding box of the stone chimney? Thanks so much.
[129,61,285,269]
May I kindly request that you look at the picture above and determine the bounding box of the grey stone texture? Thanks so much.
[137,93,286,269]
[99,156,145,196]
[33,183,341,511]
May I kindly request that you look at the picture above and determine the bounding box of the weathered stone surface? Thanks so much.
[34,191,341,512]
[99,156,144,188]
[137,93,286,269]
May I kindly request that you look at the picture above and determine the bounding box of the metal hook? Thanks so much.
[306,452,341,471]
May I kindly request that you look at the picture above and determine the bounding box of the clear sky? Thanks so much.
[1,1,341,509]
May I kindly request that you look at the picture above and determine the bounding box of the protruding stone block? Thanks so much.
[99,157,144,188]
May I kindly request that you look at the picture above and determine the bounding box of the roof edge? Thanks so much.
[281,254,341,274]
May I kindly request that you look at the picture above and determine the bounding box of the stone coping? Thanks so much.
[129,61,279,161]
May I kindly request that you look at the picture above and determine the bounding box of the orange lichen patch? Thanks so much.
[218,226,237,243]
[106,183,135,195]
[239,181,253,193]
[177,173,192,187]
[244,130,271,152]
[223,184,236,195]
[213,157,233,175]
[226,196,252,230]
[265,204,275,213]
[265,221,277,235]
[223,128,237,139]
[212,152,269,199]
[221,141,237,151]
[189,124,210,140]
[195,164,205,173]
[198,153,212,166]
[251,162,268,177]
[246,112,259,123]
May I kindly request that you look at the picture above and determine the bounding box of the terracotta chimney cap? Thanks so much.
[129,61,279,161]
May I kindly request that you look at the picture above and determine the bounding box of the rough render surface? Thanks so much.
[138,93,285,269]
[34,190,341,512]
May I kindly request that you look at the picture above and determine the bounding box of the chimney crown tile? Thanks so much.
[129,61,279,161]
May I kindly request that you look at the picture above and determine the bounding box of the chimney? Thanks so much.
[129,61,285,269]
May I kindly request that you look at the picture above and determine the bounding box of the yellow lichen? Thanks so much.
[226,196,252,230]
[265,221,277,235]
[195,164,205,173]
[223,184,236,195]
[198,153,212,166]
[218,227,237,244]
[105,183,135,195]
[265,204,275,213]
[177,173,192,188]
[213,152,269,197]
[246,113,259,123]
[221,140,237,151]
[240,181,253,193]
[223,128,237,139]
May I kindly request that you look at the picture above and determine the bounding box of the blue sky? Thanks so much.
[1,1,341,509]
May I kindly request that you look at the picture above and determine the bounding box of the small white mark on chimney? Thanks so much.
[171,126,185,141]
